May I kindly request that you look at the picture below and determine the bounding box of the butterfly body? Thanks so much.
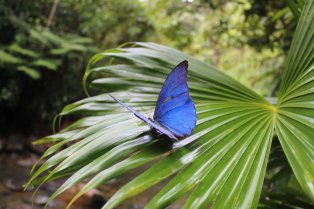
[110,60,196,140]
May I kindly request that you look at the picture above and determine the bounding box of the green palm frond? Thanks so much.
[27,1,314,208]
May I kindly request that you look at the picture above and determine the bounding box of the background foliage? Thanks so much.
[0,0,151,133]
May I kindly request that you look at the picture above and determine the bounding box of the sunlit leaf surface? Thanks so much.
[27,1,314,208]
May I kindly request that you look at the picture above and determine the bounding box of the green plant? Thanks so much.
[0,0,100,132]
[0,23,94,79]
[27,1,313,208]
[0,23,96,132]
[140,0,289,95]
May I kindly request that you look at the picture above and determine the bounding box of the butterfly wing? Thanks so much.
[109,95,178,140]
[153,60,197,139]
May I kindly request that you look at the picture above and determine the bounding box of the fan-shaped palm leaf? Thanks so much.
[27,1,313,208]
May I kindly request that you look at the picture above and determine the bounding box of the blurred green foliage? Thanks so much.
[0,0,298,134]
[141,0,297,95]
[51,0,153,47]
[0,0,152,133]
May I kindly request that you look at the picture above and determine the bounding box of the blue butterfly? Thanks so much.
[110,60,197,140]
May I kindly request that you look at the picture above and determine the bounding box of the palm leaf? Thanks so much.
[276,0,314,201]
[27,1,314,208]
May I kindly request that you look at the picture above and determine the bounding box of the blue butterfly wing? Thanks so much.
[153,60,197,138]
[109,94,179,140]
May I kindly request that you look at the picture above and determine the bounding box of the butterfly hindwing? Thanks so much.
[153,60,197,138]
